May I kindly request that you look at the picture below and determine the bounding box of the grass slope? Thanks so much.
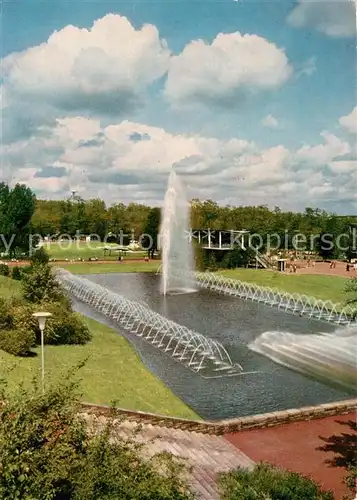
[0,276,198,419]
[220,269,349,303]
[0,275,22,299]
[44,241,147,261]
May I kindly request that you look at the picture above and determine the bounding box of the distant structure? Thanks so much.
[188,229,249,250]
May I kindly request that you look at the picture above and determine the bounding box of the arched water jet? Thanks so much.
[158,267,357,326]
[55,268,241,378]
[249,328,357,391]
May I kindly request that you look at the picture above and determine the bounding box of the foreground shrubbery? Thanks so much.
[219,462,334,500]
[0,377,193,500]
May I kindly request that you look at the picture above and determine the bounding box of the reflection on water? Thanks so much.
[73,273,356,420]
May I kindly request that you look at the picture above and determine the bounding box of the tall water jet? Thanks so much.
[160,170,197,295]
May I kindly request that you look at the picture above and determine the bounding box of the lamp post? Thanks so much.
[32,312,52,392]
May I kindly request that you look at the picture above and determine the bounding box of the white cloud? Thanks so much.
[329,160,357,173]
[339,106,357,133]
[261,114,279,128]
[2,116,355,212]
[295,131,350,165]
[287,0,356,38]
[165,32,293,106]
[1,14,170,122]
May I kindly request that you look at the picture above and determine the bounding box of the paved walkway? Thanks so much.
[83,414,254,500]
[289,260,356,278]
[225,412,357,500]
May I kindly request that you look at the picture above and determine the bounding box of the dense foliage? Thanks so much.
[219,463,334,500]
[30,246,50,265]
[0,254,91,356]
[0,293,91,356]
[0,264,10,277]
[30,197,357,258]
[142,207,161,258]
[0,298,36,355]
[0,182,36,257]
[0,378,194,500]
[21,263,64,304]
[194,243,254,271]
[0,183,356,259]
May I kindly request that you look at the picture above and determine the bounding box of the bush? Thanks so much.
[22,263,64,303]
[345,465,357,496]
[0,263,10,277]
[0,298,36,356]
[219,463,334,500]
[0,297,91,355]
[30,246,50,266]
[0,327,35,356]
[0,377,193,500]
[35,302,92,345]
[0,298,13,330]
[11,266,23,281]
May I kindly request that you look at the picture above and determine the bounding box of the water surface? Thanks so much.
[72,272,355,420]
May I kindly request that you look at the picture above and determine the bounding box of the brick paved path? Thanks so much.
[83,414,254,500]
[290,260,356,278]
[225,412,357,500]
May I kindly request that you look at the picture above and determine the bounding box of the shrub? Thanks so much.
[34,303,92,345]
[11,266,23,281]
[20,265,32,276]
[345,465,357,496]
[0,327,35,356]
[0,298,91,354]
[0,299,36,356]
[219,462,334,500]
[0,377,193,500]
[0,263,10,277]
[22,263,64,303]
[0,298,13,330]
[30,246,50,266]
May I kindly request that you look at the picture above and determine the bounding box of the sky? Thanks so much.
[1,0,356,213]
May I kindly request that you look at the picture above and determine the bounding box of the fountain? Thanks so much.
[56,268,241,378]
[249,326,357,390]
[160,170,197,295]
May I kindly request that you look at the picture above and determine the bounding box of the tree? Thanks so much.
[22,264,64,304]
[142,207,161,258]
[31,199,62,236]
[0,183,36,257]
[85,199,108,239]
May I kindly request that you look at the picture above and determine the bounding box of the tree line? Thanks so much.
[1,182,356,258]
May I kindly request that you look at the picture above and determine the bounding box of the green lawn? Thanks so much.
[58,261,160,274]
[0,275,22,299]
[0,276,198,419]
[42,241,148,261]
[219,268,349,304]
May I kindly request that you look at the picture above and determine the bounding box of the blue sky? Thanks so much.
[1,0,356,212]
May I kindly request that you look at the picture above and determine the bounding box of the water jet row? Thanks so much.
[55,268,242,378]
[157,268,357,326]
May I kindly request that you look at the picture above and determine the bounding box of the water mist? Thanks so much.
[160,170,197,295]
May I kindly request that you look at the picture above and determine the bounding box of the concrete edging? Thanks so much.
[80,398,357,435]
